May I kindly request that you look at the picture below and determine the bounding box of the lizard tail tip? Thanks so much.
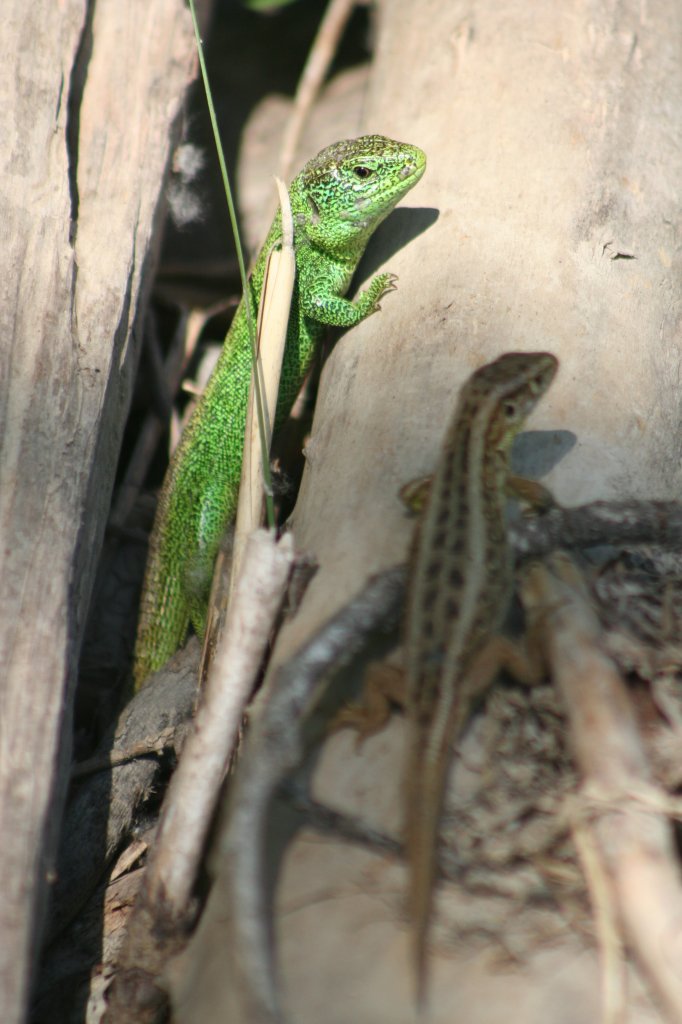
[412,937,430,1019]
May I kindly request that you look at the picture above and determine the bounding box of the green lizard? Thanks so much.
[133,135,426,687]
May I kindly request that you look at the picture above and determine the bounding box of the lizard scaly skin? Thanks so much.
[134,136,426,687]
[404,352,557,1004]
[336,351,557,1005]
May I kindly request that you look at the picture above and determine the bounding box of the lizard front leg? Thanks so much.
[299,256,398,328]
[331,661,407,744]
[400,473,557,518]
[335,631,546,749]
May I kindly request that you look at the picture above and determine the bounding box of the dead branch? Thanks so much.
[520,553,682,1023]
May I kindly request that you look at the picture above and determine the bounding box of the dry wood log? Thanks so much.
[0,3,198,1021]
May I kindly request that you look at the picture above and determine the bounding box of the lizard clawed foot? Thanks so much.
[328,705,382,750]
[507,475,558,516]
[328,660,406,750]
[364,272,400,315]
[399,475,433,515]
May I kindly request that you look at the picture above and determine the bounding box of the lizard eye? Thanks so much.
[353,165,374,179]
[503,402,517,418]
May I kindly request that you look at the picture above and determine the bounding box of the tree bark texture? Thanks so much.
[284,0,682,651]
[0,4,195,1021]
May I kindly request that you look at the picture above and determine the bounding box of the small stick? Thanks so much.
[520,553,682,1022]
[110,301,231,530]
[278,0,358,183]
[110,310,187,529]
[147,530,295,914]
[571,814,627,1024]
[70,728,176,780]
[103,531,295,1023]
[509,499,682,559]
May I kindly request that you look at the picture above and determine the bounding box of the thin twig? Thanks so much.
[520,553,682,1022]
[110,301,230,529]
[278,0,358,182]
[147,530,295,914]
[509,499,682,559]
[48,639,201,946]
[571,813,628,1024]
[102,531,295,1024]
[110,310,187,529]
[70,727,176,779]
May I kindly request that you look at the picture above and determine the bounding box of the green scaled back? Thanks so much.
[133,135,426,687]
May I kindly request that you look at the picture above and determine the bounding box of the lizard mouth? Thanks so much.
[402,148,427,184]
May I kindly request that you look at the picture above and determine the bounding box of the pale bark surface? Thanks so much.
[285,0,682,649]
[175,1,682,1022]
[0,4,195,1022]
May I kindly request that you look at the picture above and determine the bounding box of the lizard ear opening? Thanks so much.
[306,194,320,224]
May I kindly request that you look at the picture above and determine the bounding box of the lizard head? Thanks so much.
[293,135,426,255]
[467,351,558,452]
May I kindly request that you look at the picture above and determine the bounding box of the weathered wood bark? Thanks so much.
[0,4,195,1021]
[173,1,682,1022]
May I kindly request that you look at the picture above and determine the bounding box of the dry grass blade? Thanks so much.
[229,179,296,594]
[278,0,358,182]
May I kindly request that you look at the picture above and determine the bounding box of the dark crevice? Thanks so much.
[54,72,64,127]
[66,0,96,245]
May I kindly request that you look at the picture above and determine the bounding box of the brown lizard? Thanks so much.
[336,351,558,1007]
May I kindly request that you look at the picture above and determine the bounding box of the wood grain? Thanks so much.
[0,4,196,1020]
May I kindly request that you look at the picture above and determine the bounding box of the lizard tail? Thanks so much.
[133,559,189,689]
[405,732,452,1011]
